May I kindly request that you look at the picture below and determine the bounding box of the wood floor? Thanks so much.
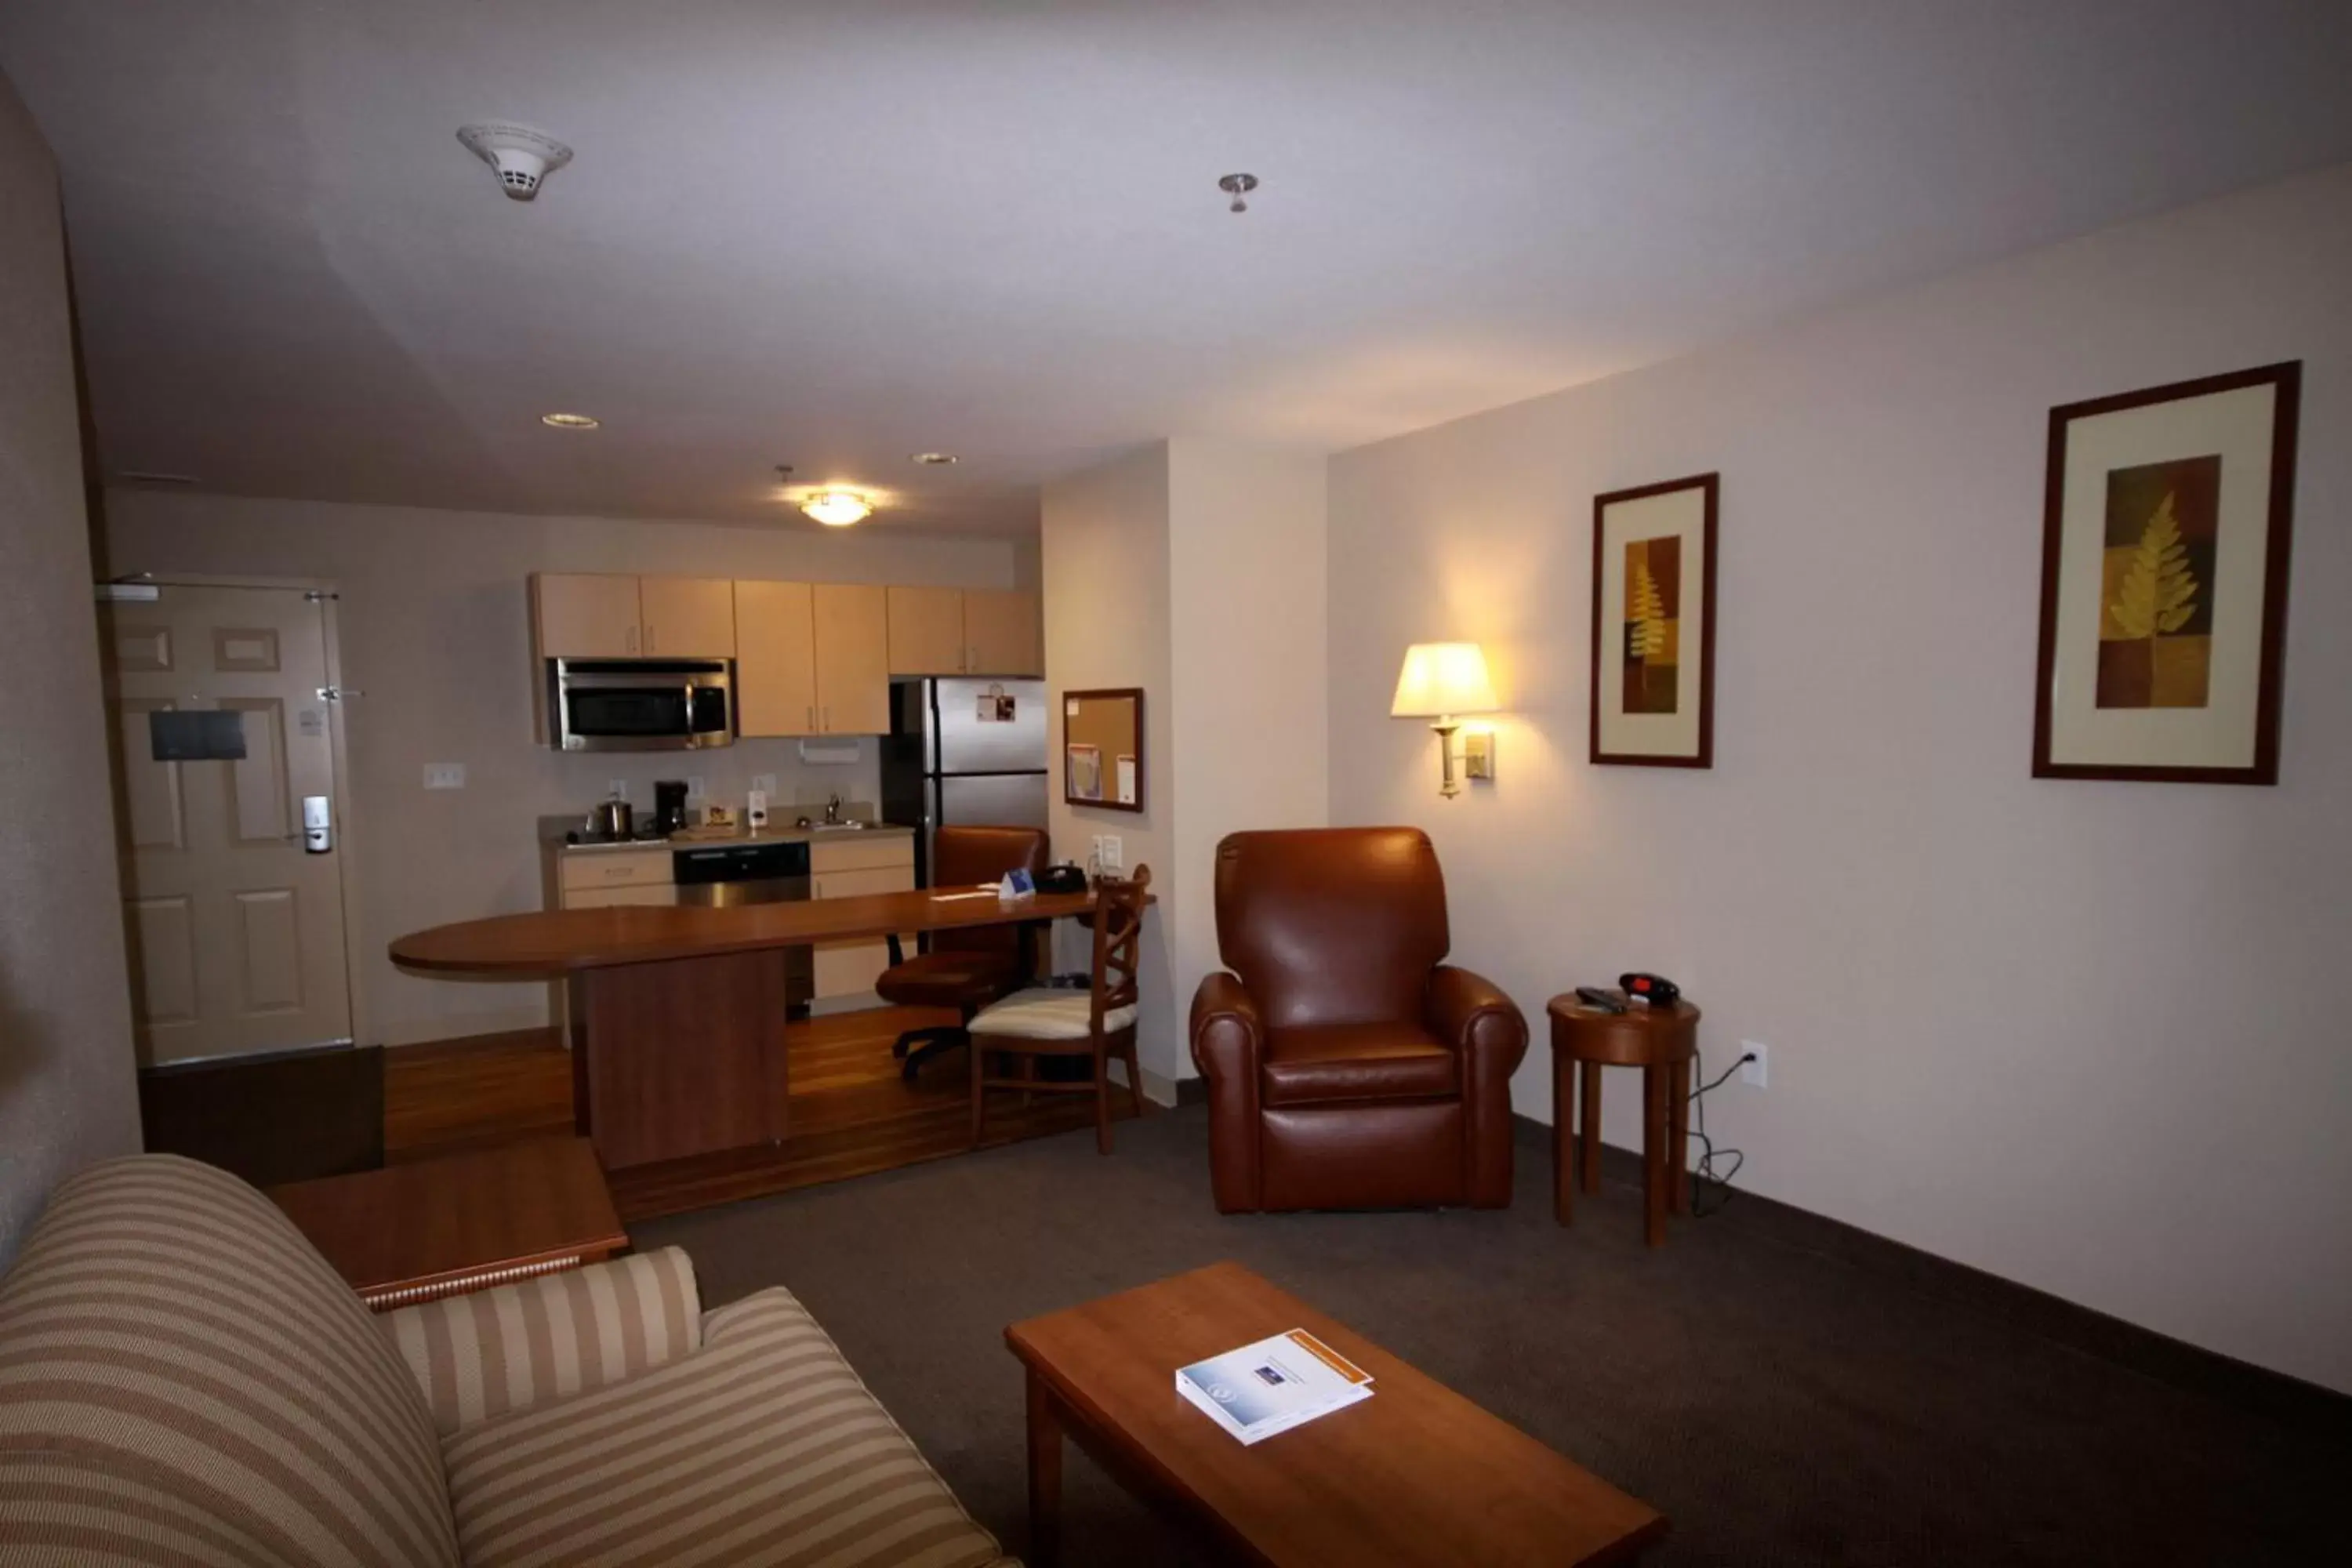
[385,1006,1131,1223]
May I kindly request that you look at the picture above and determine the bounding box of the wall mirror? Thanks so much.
[1062,688,1144,813]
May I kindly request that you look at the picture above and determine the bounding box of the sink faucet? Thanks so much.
[824,792,844,826]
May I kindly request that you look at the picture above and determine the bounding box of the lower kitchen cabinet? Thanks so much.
[809,837,915,1003]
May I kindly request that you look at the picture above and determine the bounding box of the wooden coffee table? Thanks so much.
[269,1136,628,1310]
[1004,1261,1665,1566]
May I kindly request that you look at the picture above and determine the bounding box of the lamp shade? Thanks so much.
[1390,641,1497,718]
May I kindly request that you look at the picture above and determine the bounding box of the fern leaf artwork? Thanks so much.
[1628,554,1668,659]
[2107,491,2200,641]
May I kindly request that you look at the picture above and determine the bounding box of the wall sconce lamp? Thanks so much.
[1390,641,1498,798]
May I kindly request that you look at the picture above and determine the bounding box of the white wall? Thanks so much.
[0,68,141,1257]
[1040,445,1180,1083]
[105,491,1022,1046]
[1327,165,2352,1392]
[1167,438,1330,1040]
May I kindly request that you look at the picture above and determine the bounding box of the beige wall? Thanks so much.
[1040,445,1180,1083]
[1167,438,1330,1046]
[0,70,141,1258]
[1327,165,2352,1391]
[105,490,1022,1045]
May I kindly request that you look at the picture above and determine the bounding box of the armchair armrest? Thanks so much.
[1190,971,1266,1213]
[382,1247,702,1436]
[1425,966,1529,1207]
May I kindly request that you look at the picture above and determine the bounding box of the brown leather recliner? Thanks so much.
[877,825,1050,1078]
[1189,827,1528,1212]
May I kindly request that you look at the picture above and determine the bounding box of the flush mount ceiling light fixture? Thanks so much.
[911,452,958,466]
[1218,172,1258,213]
[540,412,600,429]
[801,489,873,527]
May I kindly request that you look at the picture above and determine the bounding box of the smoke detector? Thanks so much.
[456,122,573,201]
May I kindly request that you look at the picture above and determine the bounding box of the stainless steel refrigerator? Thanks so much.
[881,677,1050,887]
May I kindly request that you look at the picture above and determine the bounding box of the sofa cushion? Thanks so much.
[1260,1022,1461,1106]
[0,1154,459,1567]
[441,1287,1009,1568]
[384,1247,703,1438]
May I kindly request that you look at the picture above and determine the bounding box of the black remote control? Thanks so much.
[1574,985,1627,1014]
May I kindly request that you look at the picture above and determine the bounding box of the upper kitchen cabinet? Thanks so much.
[532,573,643,658]
[637,576,736,658]
[964,589,1043,677]
[532,573,735,659]
[735,579,890,735]
[886,586,966,674]
[732,580,818,735]
[811,583,891,734]
[886,586,1042,677]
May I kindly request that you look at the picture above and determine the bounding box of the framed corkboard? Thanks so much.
[1063,688,1143,812]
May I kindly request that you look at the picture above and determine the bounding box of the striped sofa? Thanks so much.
[0,1155,1014,1568]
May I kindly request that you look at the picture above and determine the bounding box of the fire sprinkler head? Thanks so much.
[457,122,574,201]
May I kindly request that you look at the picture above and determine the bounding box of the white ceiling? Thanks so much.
[4,2,2348,535]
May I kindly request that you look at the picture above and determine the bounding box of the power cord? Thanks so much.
[1686,1050,1750,1217]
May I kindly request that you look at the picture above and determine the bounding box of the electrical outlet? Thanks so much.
[750,774,778,798]
[1740,1041,1769,1088]
[1098,835,1124,873]
[423,763,466,791]
[607,779,629,800]
[685,775,706,800]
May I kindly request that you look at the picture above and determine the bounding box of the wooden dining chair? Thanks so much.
[967,866,1151,1155]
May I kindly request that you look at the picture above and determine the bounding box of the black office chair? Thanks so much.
[875,826,1050,1079]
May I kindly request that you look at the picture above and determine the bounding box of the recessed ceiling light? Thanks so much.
[541,412,600,430]
[912,452,958,466]
[801,489,873,527]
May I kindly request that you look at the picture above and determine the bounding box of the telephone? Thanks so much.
[1618,972,1682,1007]
[1037,863,1089,895]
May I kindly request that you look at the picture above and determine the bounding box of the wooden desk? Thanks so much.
[1006,1261,1664,1568]
[390,887,1144,1170]
[268,1137,626,1309]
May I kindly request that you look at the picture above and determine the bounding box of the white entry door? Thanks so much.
[102,584,355,1065]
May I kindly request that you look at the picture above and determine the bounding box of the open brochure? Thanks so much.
[1176,1328,1374,1445]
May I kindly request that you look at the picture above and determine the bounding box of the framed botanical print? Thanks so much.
[2033,362,2299,784]
[1591,473,1718,768]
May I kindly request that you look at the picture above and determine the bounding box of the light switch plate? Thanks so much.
[686,775,706,800]
[750,774,778,797]
[1098,834,1124,873]
[423,763,466,790]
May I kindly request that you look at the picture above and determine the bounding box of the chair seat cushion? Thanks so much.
[1260,1022,1461,1106]
[970,986,1137,1040]
[441,1288,1010,1568]
[873,950,1022,1009]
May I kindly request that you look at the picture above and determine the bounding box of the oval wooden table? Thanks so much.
[392,887,1134,1173]
[1546,995,1700,1247]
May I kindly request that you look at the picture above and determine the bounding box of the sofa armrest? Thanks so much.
[1190,971,1266,1213]
[382,1247,702,1436]
[1425,966,1529,1207]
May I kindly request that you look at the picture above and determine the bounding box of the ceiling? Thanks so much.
[5,2,2348,535]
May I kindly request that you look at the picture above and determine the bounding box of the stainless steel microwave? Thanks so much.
[547,659,735,751]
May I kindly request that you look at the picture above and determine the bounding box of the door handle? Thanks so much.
[645,624,657,653]
[807,704,814,731]
[625,626,638,655]
[822,705,829,731]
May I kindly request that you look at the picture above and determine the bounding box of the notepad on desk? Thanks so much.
[1176,1329,1374,1445]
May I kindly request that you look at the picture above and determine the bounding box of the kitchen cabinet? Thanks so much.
[637,575,736,657]
[532,573,734,659]
[887,586,1044,676]
[735,580,889,735]
[811,583,891,735]
[964,589,1043,676]
[810,837,914,1002]
[732,580,819,735]
[533,574,644,659]
[886,586,967,674]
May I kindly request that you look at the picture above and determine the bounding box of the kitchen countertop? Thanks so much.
[539,817,916,855]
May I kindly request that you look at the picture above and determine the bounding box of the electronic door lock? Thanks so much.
[303,795,333,853]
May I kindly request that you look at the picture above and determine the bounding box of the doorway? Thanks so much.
[100,581,360,1065]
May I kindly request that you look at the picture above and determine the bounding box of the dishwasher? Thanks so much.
[672,840,815,1018]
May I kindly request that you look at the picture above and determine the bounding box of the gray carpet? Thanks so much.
[637,1108,2350,1566]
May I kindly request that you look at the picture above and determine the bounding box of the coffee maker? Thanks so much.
[652,779,689,836]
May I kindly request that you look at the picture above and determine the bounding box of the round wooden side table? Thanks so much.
[1545,995,1700,1247]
